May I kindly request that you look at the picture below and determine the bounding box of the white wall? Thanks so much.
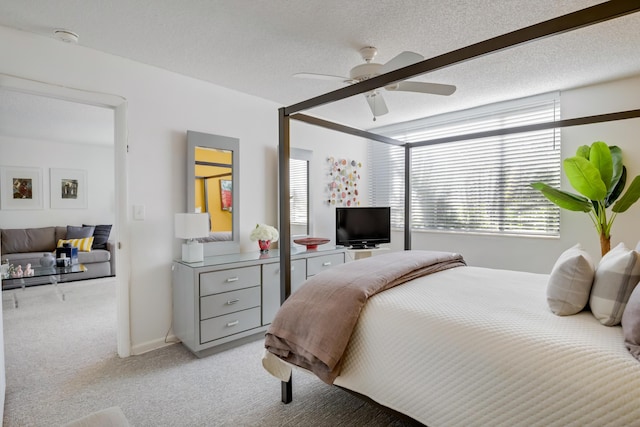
[290,122,369,245]
[409,74,640,273]
[0,136,114,228]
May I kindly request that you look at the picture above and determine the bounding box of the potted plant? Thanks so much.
[250,223,279,252]
[531,141,640,256]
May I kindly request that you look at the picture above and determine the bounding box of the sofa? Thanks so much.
[1,225,115,289]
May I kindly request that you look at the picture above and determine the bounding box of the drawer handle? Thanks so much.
[275,266,295,274]
[225,299,240,305]
[226,277,239,283]
[226,320,239,327]
[322,262,332,266]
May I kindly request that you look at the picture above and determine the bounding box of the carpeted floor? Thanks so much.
[2,280,416,426]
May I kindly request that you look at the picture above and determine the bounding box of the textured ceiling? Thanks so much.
[1,0,640,143]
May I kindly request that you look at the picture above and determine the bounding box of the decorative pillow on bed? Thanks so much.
[590,243,640,326]
[546,244,595,316]
[622,283,640,360]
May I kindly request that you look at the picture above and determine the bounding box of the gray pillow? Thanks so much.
[547,244,595,316]
[83,224,112,250]
[590,243,640,326]
[622,282,640,361]
[66,225,95,239]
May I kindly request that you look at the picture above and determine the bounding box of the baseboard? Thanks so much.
[131,334,179,356]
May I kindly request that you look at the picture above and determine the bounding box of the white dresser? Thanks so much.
[172,246,346,357]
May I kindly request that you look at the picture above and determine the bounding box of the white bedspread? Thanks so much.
[331,266,640,426]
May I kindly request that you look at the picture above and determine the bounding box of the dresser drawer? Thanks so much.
[307,253,345,276]
[199,266,260,296]
[200,307,261,343]
[200,286,260,320]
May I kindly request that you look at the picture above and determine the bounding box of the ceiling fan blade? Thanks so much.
[379,51,424,74]
[386,81,457,96]
[365,92,389,117]
[293,72,350,82]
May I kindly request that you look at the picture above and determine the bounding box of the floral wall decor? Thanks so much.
[325,157,362,206]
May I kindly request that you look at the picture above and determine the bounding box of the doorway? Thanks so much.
[0,73,130,357]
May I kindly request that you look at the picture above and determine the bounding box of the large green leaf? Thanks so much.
[530,182,593,212]
[563,156,607,201]
[609,146,623,190]
[576,145,590,159]
[612,175,640,213]
[588,141,613,191]
[605,166,626,207]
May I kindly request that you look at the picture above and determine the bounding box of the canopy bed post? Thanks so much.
[278,107,293,404]
[404,145,411,250]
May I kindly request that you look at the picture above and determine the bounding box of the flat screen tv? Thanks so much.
[335,206,391,249]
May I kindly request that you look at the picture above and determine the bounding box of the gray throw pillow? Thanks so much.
[83,224,112,250]
[590,243,640,326]
[67,225,95,239]
[623,283,640,361]
[547,244,595,316]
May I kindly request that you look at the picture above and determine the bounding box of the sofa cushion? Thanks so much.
[83,224,112,250]
[1,227,56,255]
[67,225,95,239]
[78,249,110,264]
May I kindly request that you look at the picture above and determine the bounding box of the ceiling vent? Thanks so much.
[53,29,79,44]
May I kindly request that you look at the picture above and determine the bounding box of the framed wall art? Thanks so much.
[0,166,43,210]
[50,168,88,209]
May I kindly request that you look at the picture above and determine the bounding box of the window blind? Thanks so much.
[290,158,308,225]
[368,94,561,236]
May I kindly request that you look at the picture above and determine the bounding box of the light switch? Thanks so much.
[133,205,145,220]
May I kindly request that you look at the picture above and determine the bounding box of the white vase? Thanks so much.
[40,253,55,267]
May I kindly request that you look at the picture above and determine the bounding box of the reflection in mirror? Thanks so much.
[187,131,240,256]
[195,147,233,237]
[290,148,313,238]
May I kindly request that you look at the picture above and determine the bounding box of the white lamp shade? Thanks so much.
[175,213,209,239]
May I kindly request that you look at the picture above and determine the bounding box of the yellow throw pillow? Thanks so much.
[57,237,94,252]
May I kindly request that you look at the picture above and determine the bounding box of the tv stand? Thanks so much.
[347,246,389,261]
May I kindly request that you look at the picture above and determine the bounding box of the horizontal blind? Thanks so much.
[290,158,308,225]
[369,94,560,236]
[367,142,405,229]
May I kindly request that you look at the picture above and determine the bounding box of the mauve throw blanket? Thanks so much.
[264,250,466,384]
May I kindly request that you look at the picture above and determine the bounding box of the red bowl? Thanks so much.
[293,237,330,250]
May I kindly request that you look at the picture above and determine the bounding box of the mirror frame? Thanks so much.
[187,130,240,256]
[290,147,314,239]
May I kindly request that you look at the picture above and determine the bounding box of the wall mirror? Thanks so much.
[187,130,240,255]
[290,148,314,239]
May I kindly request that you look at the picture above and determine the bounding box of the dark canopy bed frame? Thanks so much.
[276,0,640,407]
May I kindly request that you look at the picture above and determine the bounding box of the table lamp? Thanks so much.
[175,213,209,263]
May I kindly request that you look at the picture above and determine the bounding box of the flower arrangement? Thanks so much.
[249,223,279,242]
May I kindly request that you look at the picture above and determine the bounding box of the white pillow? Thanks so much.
[590,243,640,326]
[546,244,595,316]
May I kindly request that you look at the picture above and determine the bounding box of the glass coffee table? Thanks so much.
[2,263,87,308]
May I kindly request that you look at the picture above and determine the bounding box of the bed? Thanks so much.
[263,250,640,426]
[269,3,640,426]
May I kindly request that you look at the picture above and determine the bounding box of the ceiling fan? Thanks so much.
[294,46,456,120]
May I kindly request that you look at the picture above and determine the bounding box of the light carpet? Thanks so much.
[2,280,416,426]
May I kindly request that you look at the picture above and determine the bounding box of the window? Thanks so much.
[290,158,308,226]
[368,93,561,236]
